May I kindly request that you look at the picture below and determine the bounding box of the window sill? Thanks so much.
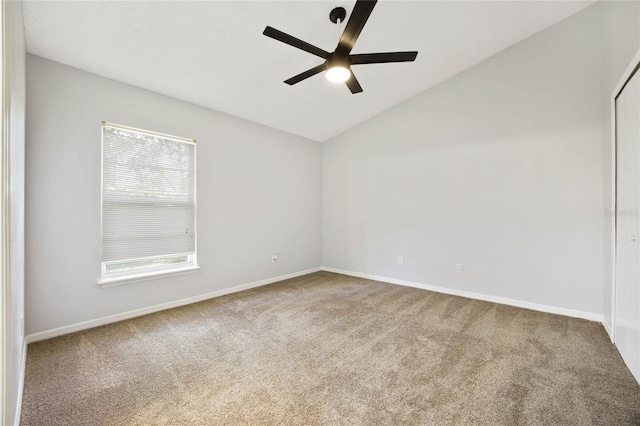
[98,265,200,288]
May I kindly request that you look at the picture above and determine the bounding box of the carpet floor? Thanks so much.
[20,271,640,425]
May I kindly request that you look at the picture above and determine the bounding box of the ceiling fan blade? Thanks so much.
[263,26,329,59]
[350,51,418,65]
[284,64,327,85]
[336,0,377,54]
[345,73,363,94]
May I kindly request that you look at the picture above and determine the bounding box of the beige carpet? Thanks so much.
[20,271,640,425]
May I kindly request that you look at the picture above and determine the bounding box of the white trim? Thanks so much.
[26,267,321,343]
[0,0,6,421]
[98,264,200,288]
[612,49,640,101]
[610,48,640,343]
[610,92,617,343]
[602,319,613,341]
[12,340,25,426]
[321,267,604,323]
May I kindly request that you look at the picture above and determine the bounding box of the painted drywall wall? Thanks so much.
[25,55,322,335]
[323,3,606,315]
[601,1,640,330]
[4,1,25,424]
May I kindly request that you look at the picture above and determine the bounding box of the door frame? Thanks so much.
[0,0,6,422]
[611,48,640,343]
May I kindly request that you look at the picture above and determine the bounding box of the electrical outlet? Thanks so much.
[456,263,463,273]
[272,253,278,263]
[397,255,404,265]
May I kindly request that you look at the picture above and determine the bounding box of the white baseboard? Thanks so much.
[602,319,614,342]
[13,339,27,426]
[321,267,604,323]
[22,264,606,345]
[25,267,321,344]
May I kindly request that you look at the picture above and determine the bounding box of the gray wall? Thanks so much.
[25,55,322,335]
[323,3,608,316]
[5,1,25,424]
[601,1,640,329]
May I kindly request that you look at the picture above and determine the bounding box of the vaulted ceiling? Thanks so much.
[23,1,595,142]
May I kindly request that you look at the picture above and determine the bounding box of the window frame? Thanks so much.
[98,122,199,288]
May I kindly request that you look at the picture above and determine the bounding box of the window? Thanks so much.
[99,122,198,286]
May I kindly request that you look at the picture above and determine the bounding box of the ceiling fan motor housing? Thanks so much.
[326,52,351,70]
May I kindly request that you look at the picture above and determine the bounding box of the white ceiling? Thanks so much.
[23,1,595,142]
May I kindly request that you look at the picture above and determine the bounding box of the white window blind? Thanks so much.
[101,122,196,275]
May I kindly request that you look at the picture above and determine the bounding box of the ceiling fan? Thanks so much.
[263,0,418,94]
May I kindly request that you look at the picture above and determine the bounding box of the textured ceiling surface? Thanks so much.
[23,1,595,142]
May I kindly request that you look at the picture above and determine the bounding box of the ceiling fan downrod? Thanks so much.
[330,6,347,44]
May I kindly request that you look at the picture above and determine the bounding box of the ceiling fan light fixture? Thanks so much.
[325,52,351,83]
[326,65,351,83]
